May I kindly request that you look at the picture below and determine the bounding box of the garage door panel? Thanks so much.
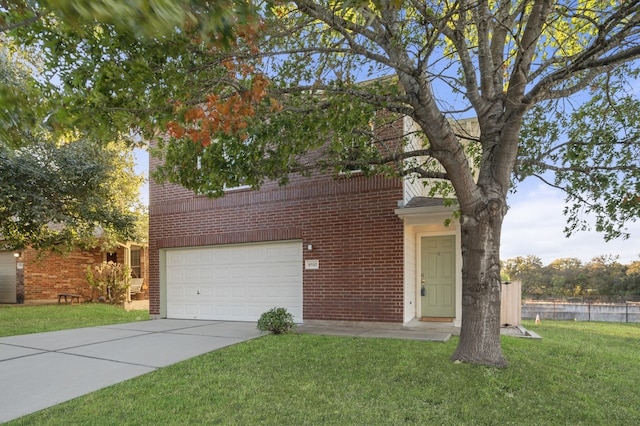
[231,268,247,280]
[276,265,302,278]
[269,285,299,298]
[199,266,215,278]
[166,251,185,265]
[166,268,181,279]
[199,304,215,316]
[184,304,199,317]
[230,304,248,318]
[182,268,199,281]
[213,305,230,317]
[168,302,198,317]
[167,286,184,298]
[199,251,216,263]
[166,241,302,322]
[261,266,281,279]
[266,247,286,258]
[214,269,230,281]
[246,268,263,279]
[199,287,214,297]
[0,252,17,304]
[215,286,231,297]
[167,305,182,317]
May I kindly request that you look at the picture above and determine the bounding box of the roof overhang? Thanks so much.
[395,197,457,225]
[117,241,149,249]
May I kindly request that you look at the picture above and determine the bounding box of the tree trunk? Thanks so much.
[451,199,508,367]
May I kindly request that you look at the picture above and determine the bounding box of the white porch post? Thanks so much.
[122,243,132,302]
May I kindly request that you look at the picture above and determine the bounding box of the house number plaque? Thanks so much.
[305,260,319,270]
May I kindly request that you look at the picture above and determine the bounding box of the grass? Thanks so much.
[6,319,640,425]
[0,304,149,337]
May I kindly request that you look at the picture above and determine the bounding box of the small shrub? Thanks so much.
[257,307,296,334]
[86,261,131,304]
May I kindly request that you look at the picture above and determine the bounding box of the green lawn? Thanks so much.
[6,319,640,425]
[0,304,149,337]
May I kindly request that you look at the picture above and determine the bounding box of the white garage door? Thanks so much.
[0,252,17,304]
[166,241,302,322]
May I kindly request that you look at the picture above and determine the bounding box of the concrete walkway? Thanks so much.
[0,320,264,423]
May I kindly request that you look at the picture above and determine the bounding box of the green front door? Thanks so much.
[420,236,455,318]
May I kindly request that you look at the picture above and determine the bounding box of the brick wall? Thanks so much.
[20,245,149,302]
[149,173,405,323]
[22,248,104,301]
[149,112,408,323]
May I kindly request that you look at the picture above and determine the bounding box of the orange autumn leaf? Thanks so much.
[166,71,273,148]
[167,121,185,138]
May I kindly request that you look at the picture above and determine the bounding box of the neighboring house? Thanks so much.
[149,117,480,327]
[0,242,148,304]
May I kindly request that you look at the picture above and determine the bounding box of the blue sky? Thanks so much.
[134,148,149,205]
[135,149,640,267]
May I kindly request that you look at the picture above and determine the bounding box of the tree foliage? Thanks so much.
[0,27,143,251]
[519,73,640,240]
[0,1,259,38]
[0,36,47,149]
[8,1,640,366]
[12,1,640,231]
[502,255,546,293]
[506,254,640,299]
[0,139,143,251]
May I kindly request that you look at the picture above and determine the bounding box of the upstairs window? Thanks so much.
[338,136,376,174]
[195,137,252,193]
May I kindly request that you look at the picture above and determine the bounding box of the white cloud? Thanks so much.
[502,182,640,265]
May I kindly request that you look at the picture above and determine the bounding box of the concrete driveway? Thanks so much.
[0,320,264,423]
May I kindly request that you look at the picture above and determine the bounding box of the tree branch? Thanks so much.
[0,13,41,34]
[525,3,640,105]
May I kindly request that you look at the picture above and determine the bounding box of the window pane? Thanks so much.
[131,249,141,278]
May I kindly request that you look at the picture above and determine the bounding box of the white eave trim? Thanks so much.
[394,204,455,219]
